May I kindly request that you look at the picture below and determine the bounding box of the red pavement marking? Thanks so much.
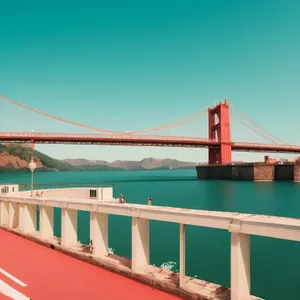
[0,229,181,300]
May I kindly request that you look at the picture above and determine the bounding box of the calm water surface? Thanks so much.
[1,168,300,300]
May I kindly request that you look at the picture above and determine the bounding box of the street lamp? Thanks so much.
[29,157,36,196]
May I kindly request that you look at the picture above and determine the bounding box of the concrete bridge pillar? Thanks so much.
[90,212,108,257]
[0,201,9,226]
[132,217,149,273]
[40,206,54,239]
[230,232,250,300]
[61,208,77,247]
[23,204,37,233]
[8,202,19,228]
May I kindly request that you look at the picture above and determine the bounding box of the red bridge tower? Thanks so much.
[208,99,232,164]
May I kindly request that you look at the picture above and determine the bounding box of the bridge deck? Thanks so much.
[1,132,300,153]
[0,229,180,300]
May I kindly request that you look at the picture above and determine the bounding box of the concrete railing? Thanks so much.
[1,195,300,299]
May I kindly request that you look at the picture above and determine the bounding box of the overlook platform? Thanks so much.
[3,184,300,299]
[0,229,179,300]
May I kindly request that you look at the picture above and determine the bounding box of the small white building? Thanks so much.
[0,184,117,203]
[0,184,19,194]
[39,187,114,201]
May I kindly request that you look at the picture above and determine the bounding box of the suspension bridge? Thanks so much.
[0,94,300,164]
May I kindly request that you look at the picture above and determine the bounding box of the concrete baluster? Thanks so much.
[132,217,149,273]
[180,223,186,287]
[230,221,250,300]
[90,212,108,257]
[8,202,19,228]
[18,203,25,231]
[23,204,37,233]
[40,206,54,239]
[0,201,9,226]
[61,208,77,247]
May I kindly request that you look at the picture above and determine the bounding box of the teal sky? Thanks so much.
[1,0,299,162]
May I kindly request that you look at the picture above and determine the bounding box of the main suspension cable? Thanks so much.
[0,93,208,134]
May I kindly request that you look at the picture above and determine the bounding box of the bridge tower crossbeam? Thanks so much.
[208,99,232,164]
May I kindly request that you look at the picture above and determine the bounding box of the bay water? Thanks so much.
[1,168,300,300]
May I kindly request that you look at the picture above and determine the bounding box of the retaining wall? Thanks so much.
[196,164,299,181]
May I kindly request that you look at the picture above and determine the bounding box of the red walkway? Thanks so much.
[0,229,180,300]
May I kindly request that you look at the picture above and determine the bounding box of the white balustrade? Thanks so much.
[8,202,19,228]
[61,208,77,247]
[1,195,300,299]
[179,223,186,287]
[90,212,108,257]
[132,217,149,273]
[23,204,37,233]
[40,206,54,239]
[0,200,9,226]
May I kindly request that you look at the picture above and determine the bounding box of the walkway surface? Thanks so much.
[0,229,181,300]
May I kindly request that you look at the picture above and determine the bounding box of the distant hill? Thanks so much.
[64,158,108,167]
[64,157,198,170]
[0,143,198,172]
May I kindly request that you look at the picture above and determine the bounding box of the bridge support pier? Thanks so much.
[0,201,9,226]
[90,212,108,257]
[208,100,232,164]
[8,202,19,229]
[230,232,250,300]
[40,206,54,239]
[23,204,37,233]
[132,217,149,273]
[61,208,77,247]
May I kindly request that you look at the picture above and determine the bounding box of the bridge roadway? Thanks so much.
[1,132,300,154]
[0,229,180,300]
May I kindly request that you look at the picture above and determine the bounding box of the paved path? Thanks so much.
[0,229,181,300]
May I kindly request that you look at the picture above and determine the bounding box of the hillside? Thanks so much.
[0,144,72,172]
[0,143,198,172]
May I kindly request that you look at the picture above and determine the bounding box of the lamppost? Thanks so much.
[29,157,36,196]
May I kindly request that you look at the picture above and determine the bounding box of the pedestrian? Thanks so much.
[120,193,126,204]
[148,197,152,205]
[89,239,94,253]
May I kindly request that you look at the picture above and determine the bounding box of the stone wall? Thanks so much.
[208,165,232,180]
[196,164,300,182]
[274,165,294,181]
[196,166,209,179]
[294,165,300,182]
[232,165,254,180]
[254,165,274,181]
